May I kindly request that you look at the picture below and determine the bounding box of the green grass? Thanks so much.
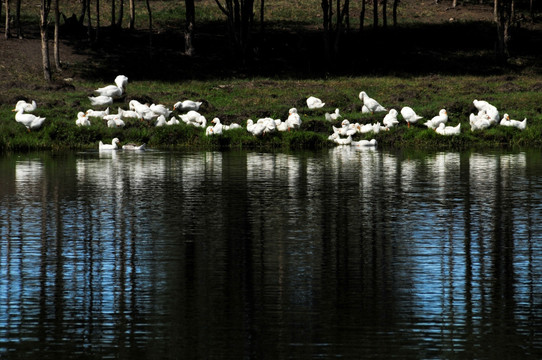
[1,75,541,152]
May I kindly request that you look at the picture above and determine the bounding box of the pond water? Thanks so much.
[0,148,541,359]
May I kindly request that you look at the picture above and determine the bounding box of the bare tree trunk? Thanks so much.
[382,0,387,28]
[5,0,11,39]
[373,0,378,28]
[117,0,124,27]
[15,0,21,38]
[145,0,152,53]
[321,0,331,62]
[129,0,135,30]
[335,0,341,55]
[95,0,100,41]
[145,0,152,32]
[78,0,86,23]
[184,0,195,55]
[344,0,350,31]
[260,0,264,34]
[359,0,366,32]
[111,0,116,27]
[214,0,255,62]
[392,0,399,26]
[86,0,92,41]
[53,0,61,70]
[453,0,458,8]
[40,0,52,82]
[495,0,513,59]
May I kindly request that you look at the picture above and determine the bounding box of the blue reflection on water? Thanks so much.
[0,149,541,359]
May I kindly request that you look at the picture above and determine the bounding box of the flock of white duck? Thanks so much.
[11,75,528,151]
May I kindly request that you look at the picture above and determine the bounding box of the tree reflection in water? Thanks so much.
[0,149,541,359]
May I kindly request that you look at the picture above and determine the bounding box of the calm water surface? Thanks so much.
[0,148,541,359]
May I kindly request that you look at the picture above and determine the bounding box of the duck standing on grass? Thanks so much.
[383,109,399,129]
[401,106,423,128]
[286,108,302,130]
[94,75,128,99]
[359,91,387,113]
[12,102,46,131]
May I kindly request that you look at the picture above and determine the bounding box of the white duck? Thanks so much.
[372,122,384,134]
[246,119,266,136]
[325,108,341,121]
[107,116,125,128]
[383,109,399,129]
[359,91,386,113]
[509,118,527,130]
[306,96,325,109]
[129,100,148,113]
[500,113,527,130]
[211,118,224,134]
[401,106,423,128]
[99,138,120,150]
[436,122,461,136]
[167,117,180,126]
[352,138,377,147]
[15,100,37,113]
[89,95,113,107]
[224,123,242,130]
[328,132,339,141]
[122,143,146,150]
[103,109,122,121]
[275,119,289,132]
[155,115,167,127]
[357,123,374,134]
[173,100,202,112]
[424,109,448,129]
[94,75,128,98]
[117,107,140,119]
[13,106,46,131]
[179,110,202,124]
[334,135,352,145]
[86,108,109,118]
[259,117,276,134]
[470,112,491,131]
[286,108,302,130]
[150,103,172,117]
[340,119,357,136]
[473,99,499,122]
[75,112,91,126]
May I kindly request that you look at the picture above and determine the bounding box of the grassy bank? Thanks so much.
[1,75,541,152]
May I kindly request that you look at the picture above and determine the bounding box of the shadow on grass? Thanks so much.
[65,19,542,81]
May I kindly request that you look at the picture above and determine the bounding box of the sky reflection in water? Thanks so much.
[0,148,541,359]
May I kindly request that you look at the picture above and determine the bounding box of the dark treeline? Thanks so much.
[1,0,541,81]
